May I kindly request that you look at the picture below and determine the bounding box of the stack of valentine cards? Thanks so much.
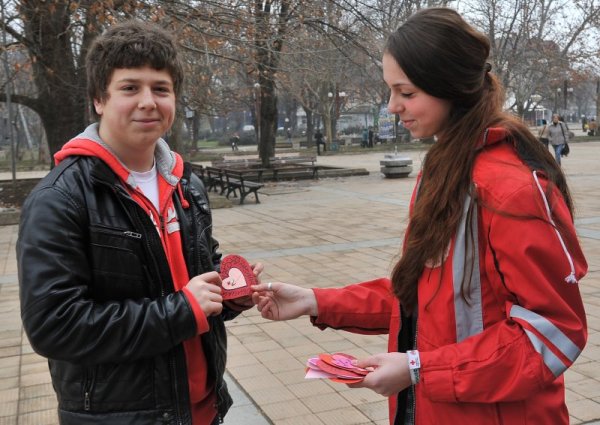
[305,353,371,384]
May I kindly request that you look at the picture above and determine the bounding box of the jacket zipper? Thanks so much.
[83,367,97,411]
[132,206,184,425]
[91,224,142,240]
[409,323,419,425]
[113,184,185,424]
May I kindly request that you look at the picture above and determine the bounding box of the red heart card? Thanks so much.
[219,255,256,300]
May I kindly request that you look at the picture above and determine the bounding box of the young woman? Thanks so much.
[252,7,587,425]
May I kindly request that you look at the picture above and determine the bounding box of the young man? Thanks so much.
[17,20,258,425]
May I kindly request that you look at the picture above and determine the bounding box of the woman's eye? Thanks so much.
[401,92,414,98]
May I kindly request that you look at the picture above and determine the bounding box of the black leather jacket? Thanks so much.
[17,156,235,425]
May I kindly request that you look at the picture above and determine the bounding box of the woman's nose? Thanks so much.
[388,94,404,114]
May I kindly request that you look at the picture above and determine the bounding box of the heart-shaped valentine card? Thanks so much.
[219,254,256,300]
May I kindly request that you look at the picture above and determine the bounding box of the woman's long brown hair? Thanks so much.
[387,8,573,314]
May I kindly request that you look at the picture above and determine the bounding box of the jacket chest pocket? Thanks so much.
[89,226,148,301]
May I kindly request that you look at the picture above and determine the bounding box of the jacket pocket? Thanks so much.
[89,225,147,300]
[91,359,155,410]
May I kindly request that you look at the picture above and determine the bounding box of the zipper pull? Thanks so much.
[124,231,142,239]
[84,391,90,410]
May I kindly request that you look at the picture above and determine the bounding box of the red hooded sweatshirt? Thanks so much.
[55,123,216,425]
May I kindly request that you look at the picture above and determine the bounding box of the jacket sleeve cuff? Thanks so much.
[419,352,457,402]
[181,287,209,335]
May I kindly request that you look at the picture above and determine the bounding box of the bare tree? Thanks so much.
[461,0,600,117]
[0,0,156,159]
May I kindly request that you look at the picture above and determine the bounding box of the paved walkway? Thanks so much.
[1,141,599,424]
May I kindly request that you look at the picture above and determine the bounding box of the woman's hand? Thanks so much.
[252,281,318,321]
[348,352,412,397]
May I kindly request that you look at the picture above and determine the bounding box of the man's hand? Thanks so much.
[185,271,223,316]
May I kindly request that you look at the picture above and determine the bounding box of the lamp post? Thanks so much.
[338,91,346,133]
[531,94,542,126]
[253,83,261,146]
[565,87,573,113]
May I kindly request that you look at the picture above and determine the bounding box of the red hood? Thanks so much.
[54,124,183,188]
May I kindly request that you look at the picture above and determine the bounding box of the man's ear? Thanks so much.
[93,99,104,116]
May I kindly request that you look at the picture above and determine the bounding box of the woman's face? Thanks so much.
[383,53,452,139]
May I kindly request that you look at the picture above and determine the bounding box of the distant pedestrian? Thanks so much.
[588,118,597,136]
[314,128,325,155]
[368,127,374,148]
[361,128,368,148]
[548,113,569,165]
[231,132,240,151]
[581,116,588,132]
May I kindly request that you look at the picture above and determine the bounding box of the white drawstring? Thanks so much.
[532,171,578,284]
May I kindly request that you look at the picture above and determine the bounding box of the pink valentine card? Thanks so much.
[220,255,256,300]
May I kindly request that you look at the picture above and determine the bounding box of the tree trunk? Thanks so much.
[258,77,277,167]
[168,109,185,154]
[304,108,314,148]
[596,78,600,122]
[20,1,90,160]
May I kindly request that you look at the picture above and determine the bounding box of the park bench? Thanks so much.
[191,164,263,204]
[222,169,264,204]
[212,157,262,169]
[205,166,228,194]
[269,155,319,180]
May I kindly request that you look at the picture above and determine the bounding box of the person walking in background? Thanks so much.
[588,118,597,136]
[548,113,570,165]
[368,126,374,148]
[17,20,260,425]
[314,128,325,155]
[253,7,586,425]
[538,118,550,149]
[231,132,240,151]
[361,127,369,147]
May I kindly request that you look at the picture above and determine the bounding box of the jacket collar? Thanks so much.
[476,127,510,150]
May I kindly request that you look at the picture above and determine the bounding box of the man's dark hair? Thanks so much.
[86,20,184,118]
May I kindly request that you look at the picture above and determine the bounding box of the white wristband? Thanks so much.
[407,350,421,385]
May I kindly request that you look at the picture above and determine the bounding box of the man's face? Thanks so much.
[94,67,176,162]
[552,115,560,124]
